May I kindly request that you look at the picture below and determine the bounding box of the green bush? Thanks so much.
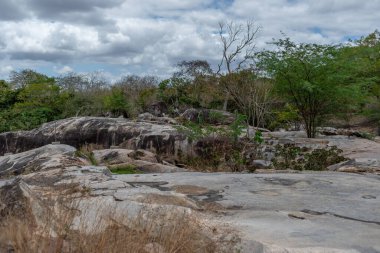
[103,88,130,117]
[304,146,346,171]
[110,165,140,174]
[272,144,346,171]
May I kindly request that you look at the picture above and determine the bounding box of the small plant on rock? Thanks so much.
[109,164,140,174]
[75,144,100,165]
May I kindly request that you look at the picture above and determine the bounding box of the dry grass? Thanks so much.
[75,143,104,166]
[0,202,217,253]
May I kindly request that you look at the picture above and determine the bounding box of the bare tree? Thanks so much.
[220,70,273,136]
[57,71,109,91]
[9,69,52,88]
[217,20,260,110]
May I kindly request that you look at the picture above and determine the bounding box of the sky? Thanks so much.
[0,0,379,81]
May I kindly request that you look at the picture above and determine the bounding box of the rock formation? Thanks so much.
[0,144,379,252]
[0,117,189,158]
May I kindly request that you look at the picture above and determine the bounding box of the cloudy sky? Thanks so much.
[0,0,379,80]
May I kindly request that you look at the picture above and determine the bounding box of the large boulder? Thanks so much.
[93,148,186,173]
[328,158,380,174]
[0,144,83,178]
[0,117,189,158]
[92,149,135,165]
[0,144,187,178]
[0,159,223,252]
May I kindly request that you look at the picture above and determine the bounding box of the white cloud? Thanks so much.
[55,65,73,74]
[0,0,379,80]
[0,65,14,79]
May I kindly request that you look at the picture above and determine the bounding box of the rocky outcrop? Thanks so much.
[328,158,380,174]
[0,144,82,178]
[0,144,187,178]
[93,148,186,173]
[137,112,178,125]
[317,127,366,137]
[0,117,189,157]
[1,164,379,252]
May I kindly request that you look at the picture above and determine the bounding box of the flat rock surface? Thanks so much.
[115,172,380,252]
[264,131,380,159]
[327,136,380,159]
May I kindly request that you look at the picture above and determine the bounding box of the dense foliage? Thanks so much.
[0,31,379,137]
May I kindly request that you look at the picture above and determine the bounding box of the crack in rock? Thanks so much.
[301,209,380,226]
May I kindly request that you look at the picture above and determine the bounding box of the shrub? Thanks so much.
[0,201,218,253]
[272,144,346,171]
[177,114,263,172]
[75,144,103,165]
[110,164,140,174]
[304,146,346,171]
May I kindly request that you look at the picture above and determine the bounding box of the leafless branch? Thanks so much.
[217,20,260,75]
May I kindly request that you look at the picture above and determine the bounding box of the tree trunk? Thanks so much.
[222,92,229,111]
[223,97,228,111]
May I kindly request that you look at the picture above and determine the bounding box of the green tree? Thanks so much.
[10,69,53,88]
[0,80,16,109]
[11,77,62,130]
[103,87,130,117]
[258,38,361,138]
[158,60,222,112]
[340,31,380,129]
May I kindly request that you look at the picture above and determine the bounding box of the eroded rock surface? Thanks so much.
[0,144,82,178]
[117,172,380,252]
[92,148,186,173]
[328,158,380,174]
[1,144,379,253]
[0,117,188,157]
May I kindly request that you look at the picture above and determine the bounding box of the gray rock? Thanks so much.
[328,158,380,174]
[1,154,380,252]
[92,149,134,165]
[0,144,81,178]
[251,160,272,169]
[263,131,380,165]
[317,127,365,138]
[109,160,186,173]
[137,113,177,124]
[116,172,380,252]
[0,117,189,158]
[128,149,158,163]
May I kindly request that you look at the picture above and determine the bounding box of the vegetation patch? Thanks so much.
[272,144,347,171]
[109,164,141,174]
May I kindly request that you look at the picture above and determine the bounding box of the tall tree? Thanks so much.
[217,20,260,110]
[0,80,16,109]
[258,38,361,138]
[220,70,273,130]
